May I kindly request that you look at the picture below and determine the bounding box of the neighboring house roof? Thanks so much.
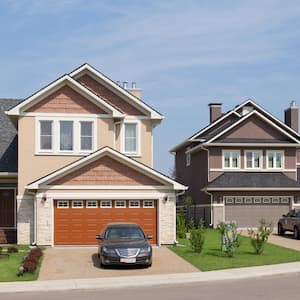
[0,99,22,173]
[206,172,300,191]
[170,99,300,153]
[26,146,187,191]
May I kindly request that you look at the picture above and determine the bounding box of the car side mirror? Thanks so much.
[146,234,153,240]
[96,234,104,240]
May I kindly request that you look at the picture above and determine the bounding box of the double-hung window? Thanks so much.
[223,150,240,169]
[60,121,73,151]
[245,150,262,169]
[39,120,53,151]
[124,123,138,154]
[80,121,93,151]
[267,151,283,169]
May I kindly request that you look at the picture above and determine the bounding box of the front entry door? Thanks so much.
[0,189,15,227]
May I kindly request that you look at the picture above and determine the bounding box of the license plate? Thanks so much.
[120,258,136,263]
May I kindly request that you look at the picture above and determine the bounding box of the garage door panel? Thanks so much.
[54,200,157,245]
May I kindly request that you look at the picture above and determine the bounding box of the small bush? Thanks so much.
[23,260,37,273]
[176,209,187,238]
[218,221,240,257]
[0,246,2,254]
[190,221,206,253]
[7,246,18,253]
[29,248,43,258]
[248,219,273,255]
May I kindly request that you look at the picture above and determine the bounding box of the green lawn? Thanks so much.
[0,245,43,282]
[169,229,300,271]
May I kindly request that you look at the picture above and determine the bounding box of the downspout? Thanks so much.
[27,190,37,246]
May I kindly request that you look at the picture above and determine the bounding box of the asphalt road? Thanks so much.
[2,273,300,300]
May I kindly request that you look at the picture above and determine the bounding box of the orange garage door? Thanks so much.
[54,199,157,245]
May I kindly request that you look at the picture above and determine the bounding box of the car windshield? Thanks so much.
[105,226,145,240]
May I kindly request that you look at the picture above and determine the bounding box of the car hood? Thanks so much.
[101,239,150,248]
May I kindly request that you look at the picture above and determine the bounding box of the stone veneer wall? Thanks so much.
[17,196,34,244]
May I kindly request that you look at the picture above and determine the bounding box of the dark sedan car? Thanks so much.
[278,209,300,239]
[96,223,152,267]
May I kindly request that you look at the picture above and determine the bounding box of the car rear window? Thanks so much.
[105,226,145,240]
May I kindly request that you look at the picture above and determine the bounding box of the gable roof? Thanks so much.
[26,146,186,190]
[70,63,163,121]
[170,99,300,153]
[206,172,300,191]
[0,99,22,173]
[6,75,124,118]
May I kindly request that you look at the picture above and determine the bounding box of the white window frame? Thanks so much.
[222,150,240,169]
[57,200,69,208]
[72,200,83,208]
[86,200,98,208]
[121,120,140,156]
[115,200,126,208]
[100,200,112,208]
[266,150,284,170]
[38,120,54,152]
[143,200,154,208]
[35,117,97,155]
[244,150,262,169]
[186,148,191,167]
[129,200,140,208]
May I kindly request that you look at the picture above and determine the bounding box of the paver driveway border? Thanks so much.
[38,246,198,280]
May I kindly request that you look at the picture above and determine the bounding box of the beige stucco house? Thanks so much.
[0,63,186,246]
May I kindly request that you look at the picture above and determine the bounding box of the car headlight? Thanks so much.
[102,246,115,254]
[139,246,151,254]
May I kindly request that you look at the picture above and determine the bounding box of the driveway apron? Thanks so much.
[38,246,198,280]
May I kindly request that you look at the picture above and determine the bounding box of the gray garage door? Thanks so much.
[224,196,291,228]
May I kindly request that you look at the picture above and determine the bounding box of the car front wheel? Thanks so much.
[278,223,284,236]
[294,227,300,240]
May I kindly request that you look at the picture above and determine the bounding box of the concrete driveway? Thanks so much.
[268,233,300,251]
[38,246,198,280]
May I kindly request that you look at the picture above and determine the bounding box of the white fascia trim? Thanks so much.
[6,75,124,118]
[206,187,300,191]
[38,185,171,190]
[0,172,18,177]
[70,64,163,121]
[233,99,300,138]
[204,143,300,147]
[20,112,112,119]
[210,168,297,172]
[206,110,300,144]
[26,147,187,191]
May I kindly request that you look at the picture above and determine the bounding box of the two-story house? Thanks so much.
[171,99,300,228]
[0,63,186,246]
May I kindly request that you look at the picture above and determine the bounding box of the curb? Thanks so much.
[1,262,300,293]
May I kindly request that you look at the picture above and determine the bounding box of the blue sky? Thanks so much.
[1,0,300,174]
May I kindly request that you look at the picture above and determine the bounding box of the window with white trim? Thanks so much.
[143,200,154,208]
[245,150,262,169]
[86,200,98,208]
[129,200,140,208]
[80,121,93,151]
[186,149,191,166]
[223,150,240,169]
[100,200,112,208]
[40,120,53,151]
[115,200,126,208]
[267,151,283,169]
[57,200,69,208]
[60,121,73,151]
[72,200,83,208]
[124,123,138,154]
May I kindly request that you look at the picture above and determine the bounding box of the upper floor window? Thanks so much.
[60,121,73,151]
[245,150,262,169]
[223,150,240,169]
[186,152,191,166]
[267,151,283,169]
[124,123,138,154]
[40,121,53,151]
[80,121,93,151]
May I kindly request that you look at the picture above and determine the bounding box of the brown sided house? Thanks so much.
[0,63,186,246]
[171,100,300,228]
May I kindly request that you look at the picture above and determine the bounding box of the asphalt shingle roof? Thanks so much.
[0,99,22,172]
[207,172,300,189]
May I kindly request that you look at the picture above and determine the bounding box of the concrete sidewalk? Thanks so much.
[1,262,300,294]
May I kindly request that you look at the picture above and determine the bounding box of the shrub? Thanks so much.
[176,209,187,238]
[0,246,2,254]
[189,221,206,253]
[23,260,37,273]
[218,221,240,257]
[248,219,273,255]
[7,246,18,253]
[29,248,43,258]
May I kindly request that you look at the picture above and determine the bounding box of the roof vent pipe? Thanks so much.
[132,82,136,89]
[123,81,128,89]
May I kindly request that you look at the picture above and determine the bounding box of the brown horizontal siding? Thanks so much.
[26,86,107,114]
[51,156,162,186]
